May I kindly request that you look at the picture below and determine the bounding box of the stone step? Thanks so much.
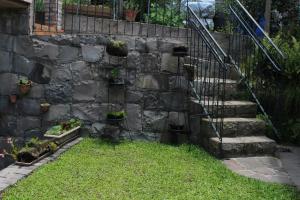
[183,59,239,80]
[193,77,239,100]
[202,118,266,137]
[189,98,257,118]
[209,136,276,158]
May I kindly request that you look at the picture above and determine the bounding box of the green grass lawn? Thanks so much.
[3,138,299,200]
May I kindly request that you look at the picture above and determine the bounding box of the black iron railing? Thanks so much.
[187,5,228,144]
[33,0,186,36]
[225,0,286,139]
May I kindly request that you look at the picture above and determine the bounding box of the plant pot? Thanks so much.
[9,95,17,104]
[35,11,45,25]
[124,9,138,22]
[44,126,81,146]
[106,42,128,57]
[19,81,32,95]
[16,140,52,166]
[169,124,185,134]
[40,103,50,113]
[108,78,125,86]
[173,46,188,57]
[106,114,125,124]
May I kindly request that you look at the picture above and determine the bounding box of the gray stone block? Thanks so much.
[0,50,12,72]
[13,36,34,57]
[126,104,142,131]
[18,99,41,116]
[12,54,35,76]
[143,91,162,110]
[43,104,71,123]
[17,117,41,132]
[0,73,18,95]
[136,74,169,90]
[126,90,143,103]
[143,110,168,132]
[81,45,104,62]
[29,63,51,84]
[91,122,106,137]
[32,39,59,60]
[127,51,140,69]
[58,46,79,63]
[27,84,44,99]
[0,33,13,51]
[168,112,186,127]
[161,53,180,73]
[45,82,73,104]
[158,39,186,53]
[0,115,17,137]
[161,92,187,111]
[69,61,92,82]
[72,103,100,122]
[73,81,98,102]
[146,38,158,52]
[135,38,149,53]
[51,67,72,82]
[140,53,160,72]
[0,96,15,114]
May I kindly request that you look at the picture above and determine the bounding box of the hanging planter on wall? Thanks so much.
[9,94,17,104]
[40,103,51,113]
[173,46,188,57]
[108,68,125,86]
[19,79,32,95]
[106,40,128,57]
[106,111,126,124]
[168,124,185,134]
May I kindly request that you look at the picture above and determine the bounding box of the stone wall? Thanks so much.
[0,7,32,35]
[0,33,190,146]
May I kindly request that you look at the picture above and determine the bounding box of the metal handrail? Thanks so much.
[187,6,228,59]
[233,0,285,60]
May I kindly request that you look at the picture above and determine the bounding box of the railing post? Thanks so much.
[44,0,63,31]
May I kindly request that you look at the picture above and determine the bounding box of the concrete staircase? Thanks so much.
[186,60,277,158]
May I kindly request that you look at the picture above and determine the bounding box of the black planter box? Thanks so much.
[106,43,128,57]
[173,46,188,57]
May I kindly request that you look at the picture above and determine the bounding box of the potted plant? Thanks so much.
[34,0,45,25]
[15,138,58,166]
[108,68,125,85]
[173,46,188,57]
[40,102,51,113]
[19,79,32,95]
[106,111,126,124]
[9,94,17,104]
[106,40,128,57]
[124,0,140,22]
[44,119,82,146]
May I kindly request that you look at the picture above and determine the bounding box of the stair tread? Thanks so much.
[202,117,264,123]
[190,98,256,106]
[210,136,275,144]
[194,77,237,84]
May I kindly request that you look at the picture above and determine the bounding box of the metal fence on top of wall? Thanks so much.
[33,0,189,37]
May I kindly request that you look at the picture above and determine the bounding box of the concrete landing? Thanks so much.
[223,146,300,189]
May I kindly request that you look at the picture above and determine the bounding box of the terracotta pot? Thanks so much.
[40,103,50,113]
[125,10,138,22]
[9,95,17,104]
[19,81,32,95]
